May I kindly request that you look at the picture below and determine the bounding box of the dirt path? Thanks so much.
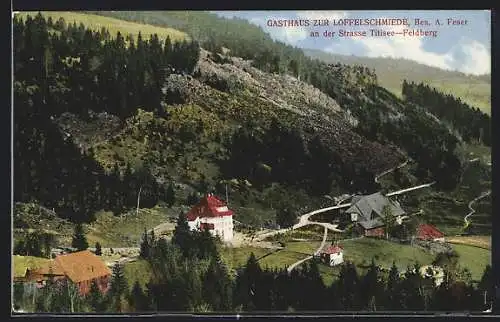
[375,160,409,183]
[464,190,491,228]
[287,226,328,273]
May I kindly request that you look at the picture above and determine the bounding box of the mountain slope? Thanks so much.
[13,12,489,237]
[303,49,491,114]
[18,11,188,42]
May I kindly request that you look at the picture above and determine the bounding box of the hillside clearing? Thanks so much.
[16,11,188,43]
[453,244,490,281]
[13,255,50,278]
[86,207,177,247]
[446,236,490,250]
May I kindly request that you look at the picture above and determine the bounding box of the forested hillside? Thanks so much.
[402,81,491,147]
[91,11,466,190]
[13,13,198,222]
[304,49,491,114]
[12,11,492,315]
[13,12,479,226]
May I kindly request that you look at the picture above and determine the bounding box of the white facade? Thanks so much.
[328,251,344,266]
[188,215,234,242]
[188,217,200,231]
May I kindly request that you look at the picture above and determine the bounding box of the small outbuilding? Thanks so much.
[319,245,344,266]
[417,224,445,242]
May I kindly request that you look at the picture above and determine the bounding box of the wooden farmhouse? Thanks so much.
[24,250,111,295]
[345,192,405,237]
[187,193,234,242]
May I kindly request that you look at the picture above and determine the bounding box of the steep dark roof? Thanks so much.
[346,192,405,229]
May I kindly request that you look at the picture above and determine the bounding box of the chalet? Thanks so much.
[25,250,111,295]
[417,224,445,242]
[319,245,344,266]
[187,193,234,242]
[346,192,405,237]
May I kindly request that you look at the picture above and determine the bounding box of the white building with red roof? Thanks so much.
[186,193,234,242]
[319,244,344,266]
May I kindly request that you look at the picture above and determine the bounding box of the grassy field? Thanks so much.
[339,238,434,271]
[221,238,435,286]
[446,236,490,250]
[13,255,50,279]
[220,241,320,271]
[16,11,188,43]
[86,206,177,247]
[453,244,491,281]
[427,81,491,115]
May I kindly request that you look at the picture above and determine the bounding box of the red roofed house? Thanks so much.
[26,250,112,296]
[417,224,445,242]
[319,244,344,266]
[187,193,234,242]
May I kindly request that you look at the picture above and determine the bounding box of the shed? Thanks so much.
[319,245,344,266]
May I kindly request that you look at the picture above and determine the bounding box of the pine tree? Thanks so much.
[172,211,193,258]
[360,259,382,311]
[336,261,360,310]
[95,242,102,256]
[303,260,326,310]
[88,280,103,312]
[128,280,147,312]
[109,264,128,312]
[71,223,89,251]
[165,182,176,207]
[381,205,396,239]
[139,228,150,259]
[184,265,203,311]
[203,256,233,311]
[234,252,262,310]
[385,261,401,310]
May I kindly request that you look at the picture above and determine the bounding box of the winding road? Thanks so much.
[374,160,409,183]
[464,190,491,228]
[287,226,328,273]
[253,181,435,243]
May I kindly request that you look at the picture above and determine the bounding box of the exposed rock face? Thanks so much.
[55,47,405,178]
[195,49,343,121]
[55,111,122,150]
[182,49,405,175]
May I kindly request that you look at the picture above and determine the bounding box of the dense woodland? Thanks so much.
[13,212,494,312]
[13,14,200,222]
[402,80,491,147]
[12,12,487,226]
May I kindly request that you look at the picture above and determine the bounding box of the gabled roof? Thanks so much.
[187,194,234,221]
[346,192,405,224]
[417,224,444,240]
[321,245,343,255]
[53,250,111,283]
[32,260,65,277]
[358,218,384,230]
